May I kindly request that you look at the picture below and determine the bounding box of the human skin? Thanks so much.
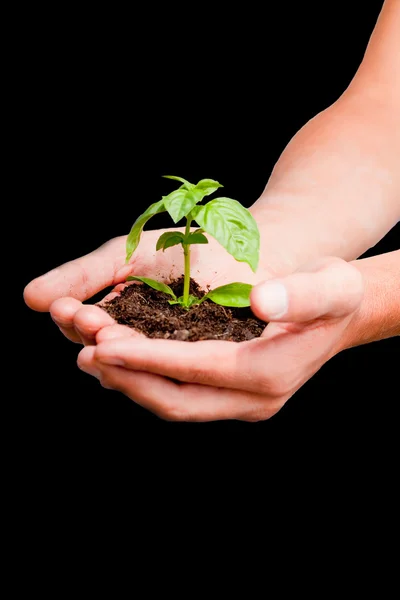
[23,230,279,345]
[250,0,400,269]
[75,251,400,422]
[23,0,399,419]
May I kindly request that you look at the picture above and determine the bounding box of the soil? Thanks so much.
[99,276,266,342]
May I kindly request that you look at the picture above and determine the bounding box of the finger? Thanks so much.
[94,336,241,385]
[250,257,364,323]
[23,236,132,312]
[55,326,82,344]
[50,297,83,343]
[93,336,282,395]
[50,297,117,345]
[73,305,116,345]
[77,347,281,422]
[50,297,83,327]
[77,345,99,376]
[96,324,145,343]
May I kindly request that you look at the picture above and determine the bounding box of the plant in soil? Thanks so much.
[100,176,267,342]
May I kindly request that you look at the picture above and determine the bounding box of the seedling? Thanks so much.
[125,176,260,308]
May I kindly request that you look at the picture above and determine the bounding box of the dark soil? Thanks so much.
[99,276,266,342]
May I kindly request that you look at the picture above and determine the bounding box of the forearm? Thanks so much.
[250,0,400,272]
[251,98,399,264]
[341,250,400,350]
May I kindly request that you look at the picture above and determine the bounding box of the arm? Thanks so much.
[250,0,400,271]
[24,0,398,354]
[343,250,400,349]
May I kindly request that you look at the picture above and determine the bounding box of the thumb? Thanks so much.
[250,257,364,323]
[23,236,132,312]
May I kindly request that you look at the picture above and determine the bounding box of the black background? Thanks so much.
[17,1,398,486]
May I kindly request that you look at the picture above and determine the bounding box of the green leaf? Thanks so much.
[193,228,205,234]
[163,236,184,251]
[185,232,209,245]
[156,231,185,251]
[126,199,166,262]
[164,188,204,223]
[194,179,223,196]
[192,198,260,272]
[203,282,253,307]
[126,276,177,299]
[163,175,194,190]
[187,295,202,307]
[168,294,200,308]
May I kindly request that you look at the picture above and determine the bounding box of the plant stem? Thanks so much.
[183,218,192,305]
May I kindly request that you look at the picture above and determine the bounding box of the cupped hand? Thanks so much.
[77,257,364,422]
[23,228,274,345]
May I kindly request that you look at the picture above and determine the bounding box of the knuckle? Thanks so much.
[342,263,364,297]
[327,260,364,310]
[326,257,358,284]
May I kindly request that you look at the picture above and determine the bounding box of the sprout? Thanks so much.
[125,176,260,308]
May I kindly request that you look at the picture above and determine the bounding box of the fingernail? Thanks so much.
[97,356,125,366]
[257,281,288,319]
[79,364,102,378]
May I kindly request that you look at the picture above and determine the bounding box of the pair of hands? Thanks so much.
[24,227,363,422]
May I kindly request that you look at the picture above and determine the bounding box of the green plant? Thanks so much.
[125,175,260,308]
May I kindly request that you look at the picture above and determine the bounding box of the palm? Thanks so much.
[24,228,271,344]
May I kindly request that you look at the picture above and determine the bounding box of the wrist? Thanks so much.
[335,251,400,352]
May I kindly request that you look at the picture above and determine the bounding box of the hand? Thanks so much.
[76,256,364,422]
[23,228,274,345]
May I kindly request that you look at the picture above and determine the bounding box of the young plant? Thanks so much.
[125,175,260,309]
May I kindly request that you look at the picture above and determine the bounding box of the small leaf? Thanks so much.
[126,276,177,299]
[186,294,202,307]
[163,236,185,251]
[168,295,201,308]
[192,198,260,272]
[185,232,209,245]
[194,179,223,196]
[193,228,205,234]
[203,282,253,307]
[126,199,166,262]
[163,175,194,189]
[156,231,185,251]
[164,188,204,223]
